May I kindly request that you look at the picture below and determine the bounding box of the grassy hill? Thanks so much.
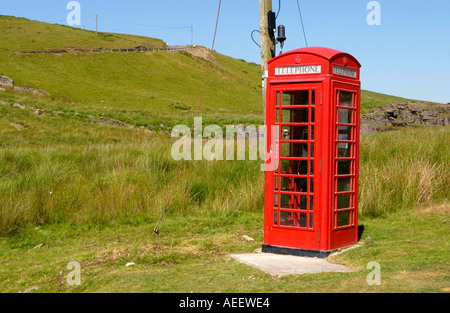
[0,15,165,52]
[0,15,264,130]
[0,15,433,132]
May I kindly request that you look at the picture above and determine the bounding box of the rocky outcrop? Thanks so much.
[1,98,154,133]
[360,102,449,134]
[13,86,50,96]
[0,75,50,96]
[0,75,14,87]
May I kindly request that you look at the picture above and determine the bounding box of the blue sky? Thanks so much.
[1,0,449,103]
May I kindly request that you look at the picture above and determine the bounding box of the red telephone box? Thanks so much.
[263,47,361,258]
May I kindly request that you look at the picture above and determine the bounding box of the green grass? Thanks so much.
[0,203,448,293]
[0,16,263,128]
[0,92,266,236]
[1,96,447,294]
[0,15,165,52]
[359,126,450,216]
[0,50,262,118]
[1,90,447,234]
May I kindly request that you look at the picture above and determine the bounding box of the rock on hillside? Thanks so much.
[0,75,14,87]
[360,102,450,134]
[0,75,50,96]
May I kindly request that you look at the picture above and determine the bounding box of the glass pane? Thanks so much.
[310,126,315,140]
[339,109,352,124]
[279,211,303,227]
[311,107,315,123]
[337,211,351,227]
[277,176,308,193]
[280,194,296,209]
[276,92,280,107]
[300,196,307,210]
[279,211,291,226]
[338,126,352,141]
[282,108,309,123]
[274,211,278,225]
[279,211,310,228]
[276,109,280,123]
[280,194,309,210]
[337,177,351,192]
[338,143,351,158]
[281,125,309,140]
[309,196,314,211]
[282,91,309,106]
[274,194,279,208]
[299,178,308,193]
[299,213,307,228]
[337,194,351,209]
[310,178,314,193]
[279,159,308,175]
[301,160,309,175]
[310,143,314,158]
[274,176,281,191]
[309,213,314,229]
[310,161,314,175]
[311,90,316,106]
[281,143,308,158]
[282,93,291,106]
[339,91,353,107]
[338,160,352,175]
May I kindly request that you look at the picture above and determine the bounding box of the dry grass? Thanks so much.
[359,127,449,216]
[1,126,448,235]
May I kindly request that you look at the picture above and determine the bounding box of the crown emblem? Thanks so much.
[343,57,348,66]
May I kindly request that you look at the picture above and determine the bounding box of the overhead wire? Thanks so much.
[296,0,309,47]
[46,15,97,24]
[152,0,222,249]
[97,15,190,30]
[46,14,190,34]
[100,28,189,32]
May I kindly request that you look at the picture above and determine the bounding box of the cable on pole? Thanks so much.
[251,30,261,48]
[153,0,222,249]
[275,0,281,19]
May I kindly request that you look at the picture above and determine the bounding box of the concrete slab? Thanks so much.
[230,253,352,277]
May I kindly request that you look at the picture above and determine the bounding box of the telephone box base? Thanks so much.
[262,244,335,259]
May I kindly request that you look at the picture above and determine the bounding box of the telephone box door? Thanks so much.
[266,82,322,251]
[329,82,360,249]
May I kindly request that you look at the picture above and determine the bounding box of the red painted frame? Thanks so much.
[264,47,361,253]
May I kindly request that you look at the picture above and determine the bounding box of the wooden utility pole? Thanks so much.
[259,0,272,125]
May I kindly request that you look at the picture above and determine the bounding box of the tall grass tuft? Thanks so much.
[359,127,449,216]
[0,127,448,236]
[0,137,264,236]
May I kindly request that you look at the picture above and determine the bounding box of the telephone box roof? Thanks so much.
[269,47,361,68]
